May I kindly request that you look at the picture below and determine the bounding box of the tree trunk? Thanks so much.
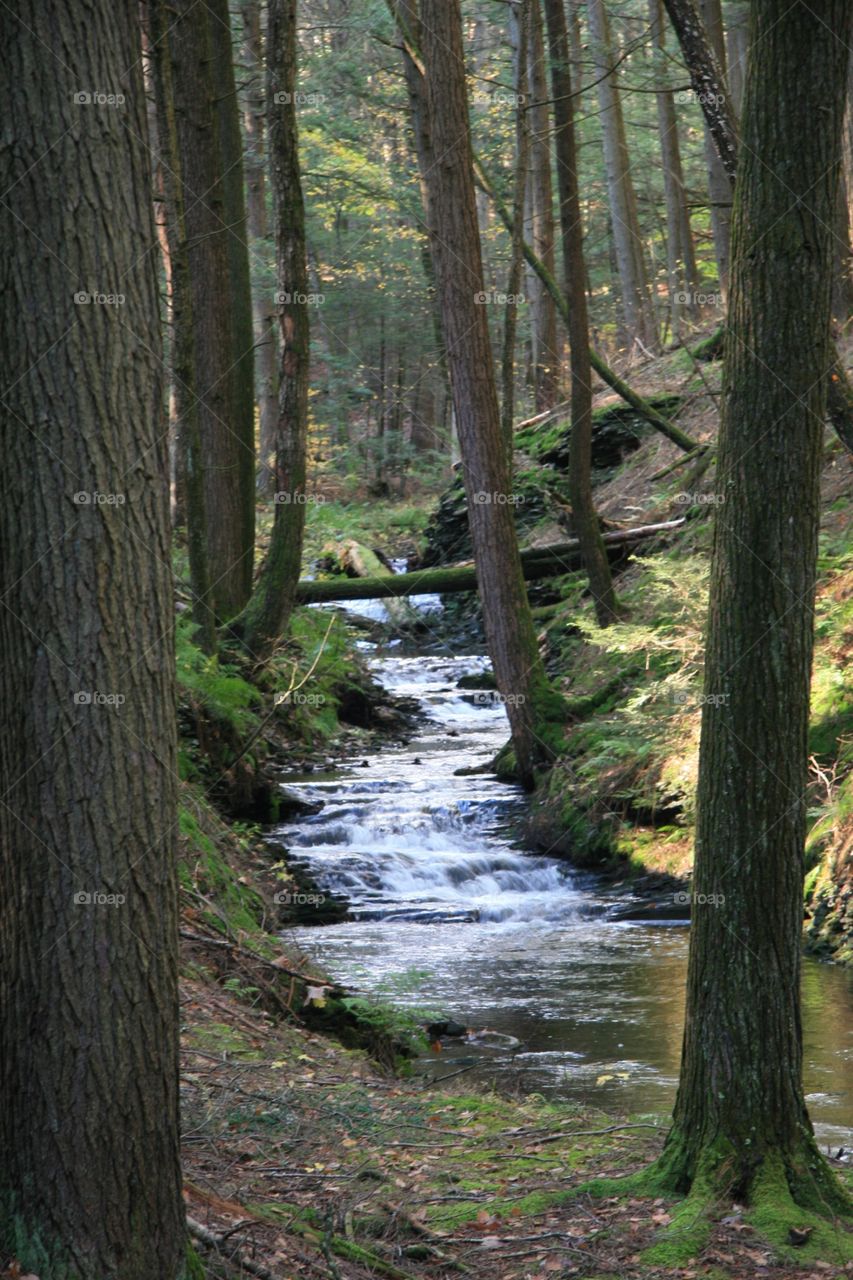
[696,0,732,302]
[418,0,561,789]
[242,0,281,496]
[649,0,698,337]
[526,0,560,409]
[543,0,619,625]
[150,0,217,652]
[501,0,530,458]
[0,5,185,1276]
[662,0,853,453]
[237,0,310,661]
[164,0,255,620]
[586,0,659,352]
[297,522,684,603]
[654,0,853,1218]
[209,0,256,582]
[476,158,702,453]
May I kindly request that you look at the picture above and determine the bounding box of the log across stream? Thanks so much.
[270,644,853,1148]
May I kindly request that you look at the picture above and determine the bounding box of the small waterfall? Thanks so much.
[275,654,581,924]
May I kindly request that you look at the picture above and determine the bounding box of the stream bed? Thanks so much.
[275,650,853,1149]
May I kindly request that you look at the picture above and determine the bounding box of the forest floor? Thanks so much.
[179,976,853,1280]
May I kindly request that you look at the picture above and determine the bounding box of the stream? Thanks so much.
[275,644,853,1150]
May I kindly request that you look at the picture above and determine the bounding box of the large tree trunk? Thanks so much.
[586,0,659,353]
[418,0,560,789]
[242,0,281,496]
[525,0,560,409]
[164,0,255,621]
[649,0,698,338]
[237,0,310,661]
[0,5,185,1277]
[655,0,853,1219]
[697,0,732,301]
[543,0,619,625]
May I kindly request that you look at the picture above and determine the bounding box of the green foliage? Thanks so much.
[176,616,260,737]
[340,968,438,1057]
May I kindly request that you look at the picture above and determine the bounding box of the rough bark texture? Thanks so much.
[658,0,852,1206]
[150,0,217,652]
[586,0,658,352]
[419,0,557,789]
[166,0,255,620]
[0,5,185,1276]
[526,0,560,409]
[543,0,618,624]
[237,0,310,661]
[209,0,256,571]
[242,0,281,495]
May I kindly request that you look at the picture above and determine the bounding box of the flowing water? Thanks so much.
[276,649,853,1149]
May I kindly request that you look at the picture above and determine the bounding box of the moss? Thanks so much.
[745,1151,853,1265]
[181,1241,207,1279]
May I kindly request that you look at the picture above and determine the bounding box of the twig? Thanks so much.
[187,1215,278,1280]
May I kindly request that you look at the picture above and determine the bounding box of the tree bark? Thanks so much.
[418,0,561,789]
[655,0,853,1212]
[543,0,619,625]
[236,0,310,661]
[586,0,659,352]
[0,5,185,1276]
[164,0,255,621]
[242,0,281,496]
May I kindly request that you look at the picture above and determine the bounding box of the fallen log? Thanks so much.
[297,519,685,604]
[338,539,419,627]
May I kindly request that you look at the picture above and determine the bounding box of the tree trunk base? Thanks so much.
[578,1135,853,1269]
